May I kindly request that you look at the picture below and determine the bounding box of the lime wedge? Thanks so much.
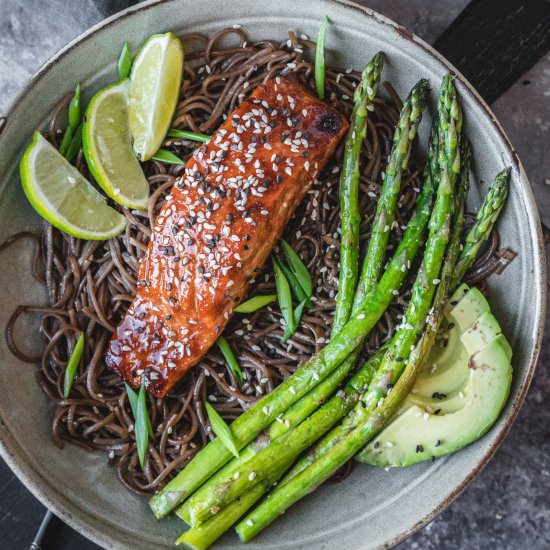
[83,79,150,209]
[129,32,184,161]
[20,132,127,240]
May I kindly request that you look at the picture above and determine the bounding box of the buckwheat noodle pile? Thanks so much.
[2,29,514,495]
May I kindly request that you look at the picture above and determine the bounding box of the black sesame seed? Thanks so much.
[136,327,144,334]
[448,322,455,329]
[434,409,441,415]
[416,444,424,453]
[395,356,404,362]
[167,283,173,291]
[302,151,310,157]
[137,312,146,320]
[226,213,233,222]
[244,245,249,251]
[373,441,380,449]
[244,234,251,241]
[450,300,458,306]
[198,265,205,274]
[432,392,447,400]
[165,315,172,321]
[276,175,283,184]
[131,370,137,378]
[435,439,441,447]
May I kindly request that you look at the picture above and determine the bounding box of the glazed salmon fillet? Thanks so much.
[106,77,347,397]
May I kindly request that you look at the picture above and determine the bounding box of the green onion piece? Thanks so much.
[280,239,312,297]
[63,332,85,398]
[58,125,73,156]
[168,128,211,143]
[273,256,295,342]
[118,42,132,80]
[68,83,81,133]
[204,401,239,458]
[293,299,308,329]
[135,382,151,468]
[315,16,329,99]
[64,123,83,162]
[152,149,184,165]
[275,255,309,304]
[233,294,277,313]
[125,382,153,437]
[216,336,244,387]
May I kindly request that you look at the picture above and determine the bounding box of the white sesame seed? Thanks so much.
[249,471,256,481]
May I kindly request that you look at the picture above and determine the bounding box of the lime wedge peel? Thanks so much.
[129,32,184,161]
[83,79,150,210]
[20,132,127,240]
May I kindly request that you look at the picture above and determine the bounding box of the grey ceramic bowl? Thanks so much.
[0,0,545,548]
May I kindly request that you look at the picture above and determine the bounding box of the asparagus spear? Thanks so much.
[451,166,511,288]
[184,117,440,521]
[149,140,435,518]
[361,74,462,409]
[236,267,453,542]
[332,52,384,334]
[236,117,467,542]
[354,79,431,308]
[274,78,464,484]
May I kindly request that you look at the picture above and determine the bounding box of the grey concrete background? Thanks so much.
[0,0,548,548]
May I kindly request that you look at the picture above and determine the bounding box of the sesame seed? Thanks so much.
[249,471,256,481]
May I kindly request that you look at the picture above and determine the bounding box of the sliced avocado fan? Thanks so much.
[357,285,512,467]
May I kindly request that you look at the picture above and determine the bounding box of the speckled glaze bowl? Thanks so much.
[0,0,545,548]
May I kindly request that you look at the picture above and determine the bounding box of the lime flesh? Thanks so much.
[129,32,184,161]
[20,132,127,240]
[83,79,150,210]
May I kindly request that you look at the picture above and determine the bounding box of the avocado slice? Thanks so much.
[357,286,512,467]
[412,286,489,399]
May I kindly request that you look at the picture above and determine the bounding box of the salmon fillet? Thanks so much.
[106,76,347,397]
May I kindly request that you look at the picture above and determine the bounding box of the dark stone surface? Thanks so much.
[0,1,548,548]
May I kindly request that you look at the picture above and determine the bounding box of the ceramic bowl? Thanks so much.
[0,0,545,548]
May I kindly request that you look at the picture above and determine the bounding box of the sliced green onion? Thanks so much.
[280,239,313,297]
[152,149,184,165]
[63,332,85,398]
[125,382,154,438]
[273,256,295,342]
[234,294,277,313]
[64,123,83,162]
[275,255,308,304]
[168,128,211,143]
[204,401,239,458]
[68,83,81,132]
[315,16,329,99]
[293,299,308,329]
[58,125,73,156]
[135,382,151,468]
[216,336,244,387]
[118,42,132,80]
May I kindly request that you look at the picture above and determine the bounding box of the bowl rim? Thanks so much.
[0,0,546,548]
